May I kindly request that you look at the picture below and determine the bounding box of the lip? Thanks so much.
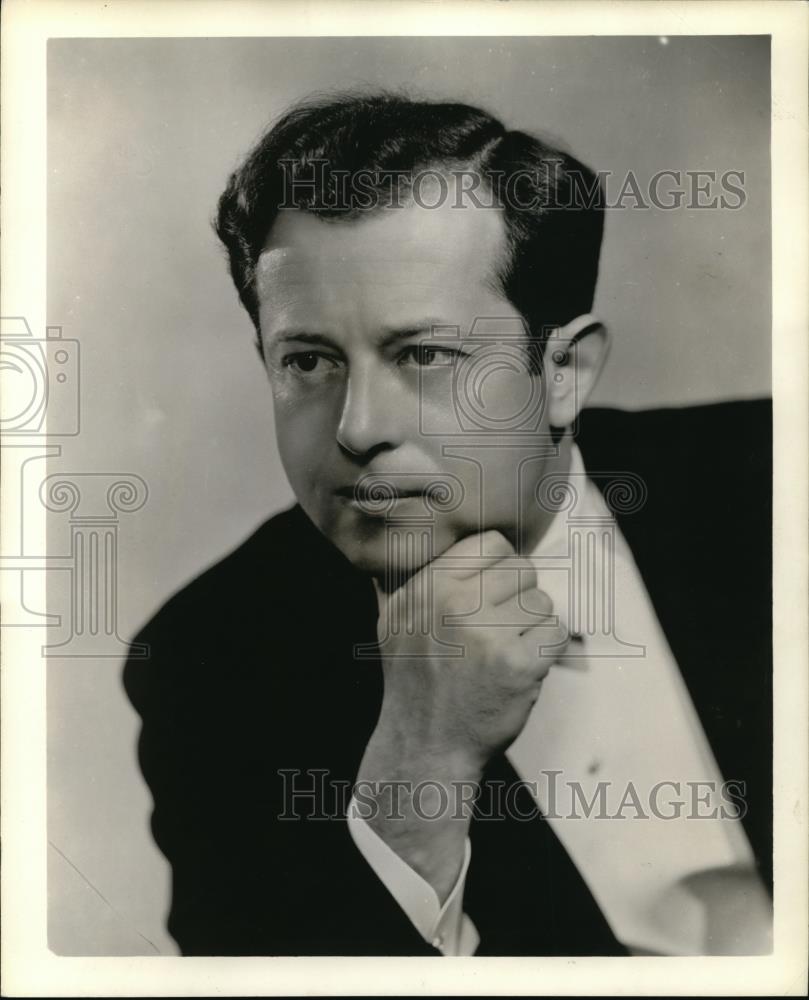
[333,482,440,516]
[335,485,430,501]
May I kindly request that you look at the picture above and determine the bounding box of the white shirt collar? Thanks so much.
[529,441,606,561]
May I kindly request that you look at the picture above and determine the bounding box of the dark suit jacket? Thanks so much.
[123,401,772,956]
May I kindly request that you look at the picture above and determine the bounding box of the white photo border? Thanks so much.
[1,0,807,995]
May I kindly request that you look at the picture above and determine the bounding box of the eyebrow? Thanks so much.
[379,322,453,348]
[271,320,453,350]
[274,331,337,347]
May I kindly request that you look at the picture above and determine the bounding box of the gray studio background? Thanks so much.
[46,35,770,954]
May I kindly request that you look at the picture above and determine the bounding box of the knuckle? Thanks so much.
[482,530,514,556]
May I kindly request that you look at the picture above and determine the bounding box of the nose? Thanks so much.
[336,361,404,460]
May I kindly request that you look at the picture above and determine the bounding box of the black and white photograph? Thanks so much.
[1,0,807,995]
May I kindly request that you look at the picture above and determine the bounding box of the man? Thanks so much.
[124,93,772,956]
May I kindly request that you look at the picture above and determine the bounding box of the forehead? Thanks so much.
[255,193,512,333]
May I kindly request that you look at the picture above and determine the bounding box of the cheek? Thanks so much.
[483,457,523,516]
[414,379,464,437]
[422,364,546,438]
[470,457,520,523]
[271,393,332,489]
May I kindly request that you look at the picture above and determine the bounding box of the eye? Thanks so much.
[282,351,340,376]
[398,345,462,368]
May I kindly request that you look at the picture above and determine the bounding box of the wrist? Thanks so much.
[353,726,476,902]
[360,709,485,787]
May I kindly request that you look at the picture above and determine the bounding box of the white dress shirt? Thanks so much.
[347,444,769,956]
[347,802,479,955]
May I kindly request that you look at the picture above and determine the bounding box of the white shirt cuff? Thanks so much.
[347,796,479,955]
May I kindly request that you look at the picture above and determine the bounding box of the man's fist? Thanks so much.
[371,530,568,777]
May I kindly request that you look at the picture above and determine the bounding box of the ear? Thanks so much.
[546,314,610,429]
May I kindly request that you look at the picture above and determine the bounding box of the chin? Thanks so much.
[334,533,433,584]
[327,516,456,585]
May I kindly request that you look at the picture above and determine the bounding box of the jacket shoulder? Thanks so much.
[576,398,772,519]
[129,504,338,645]
[123,505,325,707]
[577,398,771,464]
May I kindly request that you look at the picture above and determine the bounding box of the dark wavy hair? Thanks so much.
[215,92,605,357]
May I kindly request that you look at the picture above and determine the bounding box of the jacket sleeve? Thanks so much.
[122,599,443,957]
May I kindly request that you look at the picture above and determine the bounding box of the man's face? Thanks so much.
[256,189,558,578]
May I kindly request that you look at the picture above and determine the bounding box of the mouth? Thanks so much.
[334,480,438,513]
[335,483,430,500]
